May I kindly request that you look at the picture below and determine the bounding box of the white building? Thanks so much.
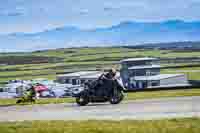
[56,71,102,85]
[120,57,190,90]
[57,71,121,85]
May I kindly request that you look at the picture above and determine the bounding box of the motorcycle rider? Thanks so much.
[26,85,36,101]
[84,68,118,91]
[97,68,118,96]
[16,84,36,104]
[99,68,117,80]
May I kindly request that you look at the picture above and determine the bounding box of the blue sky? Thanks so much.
[0,0,200,35]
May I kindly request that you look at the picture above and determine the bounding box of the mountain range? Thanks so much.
[0,20,200,52]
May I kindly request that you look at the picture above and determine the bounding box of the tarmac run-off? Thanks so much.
[0,96,200,122]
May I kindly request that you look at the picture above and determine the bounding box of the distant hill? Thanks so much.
[124,41,200,50]
[0,20,200,52]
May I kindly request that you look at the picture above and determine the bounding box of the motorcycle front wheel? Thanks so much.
[109,89,124,104]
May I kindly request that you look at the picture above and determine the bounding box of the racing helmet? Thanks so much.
[109,68,117,77]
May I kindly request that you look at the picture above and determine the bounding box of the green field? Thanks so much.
[1,47,200,85]
[0,98,75,106]
[161,67,200,80]
[0,118,199,133]
[1,88,200,106]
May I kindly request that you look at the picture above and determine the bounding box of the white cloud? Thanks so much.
[0,0,200,34]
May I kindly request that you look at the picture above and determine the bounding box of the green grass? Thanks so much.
[0,69,58,77]
[0,98,75,106]
[162,67,200,80]
[0,75,56,83]
[0,118,199,133]
[125,89,200,100]
[1,89,200,106]
[1,48,200,84]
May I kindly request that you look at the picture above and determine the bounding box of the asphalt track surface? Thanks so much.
[0,96,200,122]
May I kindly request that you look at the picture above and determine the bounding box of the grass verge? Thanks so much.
[0,98,75,106]
[1,88,200,106]
[0,118,199,133]
[125,88,200,100]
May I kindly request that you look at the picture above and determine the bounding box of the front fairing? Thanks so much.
[116,78,126,91]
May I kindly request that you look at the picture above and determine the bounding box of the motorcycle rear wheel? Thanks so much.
[16,99,23,104]
[76,95,89,106]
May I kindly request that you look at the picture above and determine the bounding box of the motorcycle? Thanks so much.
[73,77,124,106]
[16,89,36,104]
